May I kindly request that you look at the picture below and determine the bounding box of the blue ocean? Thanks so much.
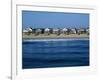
[22,38,89,69]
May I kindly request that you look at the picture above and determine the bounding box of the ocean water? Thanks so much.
[22,38,89,69]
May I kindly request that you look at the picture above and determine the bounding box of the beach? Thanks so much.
[23,34,89,39]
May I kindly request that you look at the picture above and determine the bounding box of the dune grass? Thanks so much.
[23,33,89,39]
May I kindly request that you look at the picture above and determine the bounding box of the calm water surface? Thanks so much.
[22,38,89,69]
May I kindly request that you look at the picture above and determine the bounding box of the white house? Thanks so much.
[62,28,69,34]
[44,28,50,35]
[77,28,85,34]
[23,29,28,33]
[53,28,60,35]
[23,29,28,35]
[27,27,33,32]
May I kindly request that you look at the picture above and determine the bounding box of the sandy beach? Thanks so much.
[23,34,89,39]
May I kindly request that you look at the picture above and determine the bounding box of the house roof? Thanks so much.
[26,27,33,31]
[45,28,50,31]
[23,29,28,32]
[62,28,68,31]
[53,28,59,31]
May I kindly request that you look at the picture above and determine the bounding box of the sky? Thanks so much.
[22,10,89,29]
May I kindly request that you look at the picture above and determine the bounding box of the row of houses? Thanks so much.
[23,27,89,35]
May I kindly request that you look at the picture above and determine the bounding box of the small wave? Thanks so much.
[23,38,89,42]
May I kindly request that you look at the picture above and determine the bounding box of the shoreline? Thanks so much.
[23,34,89,40]
[23,38,89,42]
[23,37,89,40]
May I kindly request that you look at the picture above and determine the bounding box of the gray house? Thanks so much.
[70,28,77,34]
[35,28,42,35]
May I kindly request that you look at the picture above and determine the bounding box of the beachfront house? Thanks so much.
[35,28,42,35]
[27,27,33,32]
[23,29,28,35]
[70,28,77,34]
[32,28,36,34]
[44,28,50,35]
[53,28,60,35]
[77,28,86,35]
[27,27,33,34]
[23,27,33,35]
[86,28,89,35]
[62,28,69,35]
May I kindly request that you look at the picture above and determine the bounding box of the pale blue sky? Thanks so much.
[22,11,89,29]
